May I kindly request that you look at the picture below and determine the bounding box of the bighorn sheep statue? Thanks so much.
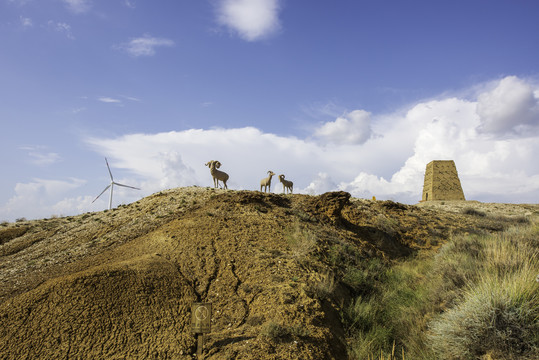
[205,160,229,189]
[278,174,293,194]
[260,171,276,193]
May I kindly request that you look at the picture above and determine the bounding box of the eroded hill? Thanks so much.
[1,187,536,359]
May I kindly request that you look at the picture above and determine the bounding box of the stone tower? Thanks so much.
[422,160,465,201]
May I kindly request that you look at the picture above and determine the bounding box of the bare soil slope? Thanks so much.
[1,188,537,359]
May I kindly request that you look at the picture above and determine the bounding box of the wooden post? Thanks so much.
[197,334,204,359]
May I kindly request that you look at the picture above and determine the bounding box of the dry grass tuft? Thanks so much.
[427,223,539,359]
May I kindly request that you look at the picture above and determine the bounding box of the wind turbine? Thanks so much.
[92,158,140,210]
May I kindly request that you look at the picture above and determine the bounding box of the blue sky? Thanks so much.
[1,0,539,221]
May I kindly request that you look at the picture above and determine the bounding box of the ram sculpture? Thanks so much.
[205,160,229,189]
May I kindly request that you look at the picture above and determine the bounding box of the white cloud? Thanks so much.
[97,96,139,105]
[476,76,539,136]
[28,151,61,166]
[121,95,141,102]
[19,16,32,28]
[303,173,338,195]
[84,76,539,206]
[116,34,175,57]
[314,110,373,145]
[61,0,92,14]
[2,76,538,221]
[0,178,88,221]
[20,146,62,166]
[47,21,75,39]
[215,0,282,41]
[98,97,122,104]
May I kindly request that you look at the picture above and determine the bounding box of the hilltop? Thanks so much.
[1,187,537,359]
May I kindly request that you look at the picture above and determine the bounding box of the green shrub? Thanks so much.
[426,223,539,359]
[342,258,385,296]
[348,324,393,360]
[342,296,379,334]
[427,269,539,359]
[462,207,486,217]
[286,224,317,258]
[375,214,399,236]
[306,270,335,300]
[261,321,310,342]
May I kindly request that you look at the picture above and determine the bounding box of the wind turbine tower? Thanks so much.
[92,158,140,210]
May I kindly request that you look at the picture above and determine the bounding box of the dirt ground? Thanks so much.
[1,187,537,359]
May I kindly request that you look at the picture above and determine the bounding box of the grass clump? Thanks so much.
[261,321,310,342]
[462,207,486,217]
[428,269,539,359]
[286,223,317,258]
[375,214,400,236]
[426,224,539,359]
[306,270,336,300]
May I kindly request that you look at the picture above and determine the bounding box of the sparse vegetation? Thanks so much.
[426,223,539,359]
[286,223,317,258]
[306,269,336,300]
[294,209,317,222]
[375,213,399,236]
[462,206,486,217]
[261,321,310,341]
[428,269,538,359]
[343,220,539,359]
[1,188,537,359]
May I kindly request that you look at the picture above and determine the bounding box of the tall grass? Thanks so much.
[345,221,539,359]
[428,269,539,359]
[427,224,539,359]
[345,256,431,359]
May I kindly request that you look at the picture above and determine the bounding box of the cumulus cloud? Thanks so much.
[86,127,332,192]
[84,76,539,206]
[143,151,198,194]
[215,0,282,41]
[0,178,88,221]
[314,110,373,145]
[116,34,175,57]
[303,173,338,195]
[476,76,539,136]
[2,76,538,221]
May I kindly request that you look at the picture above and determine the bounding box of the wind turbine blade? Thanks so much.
[92,184,112,203]
[105,158,114,181]
[113,182,141,190]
